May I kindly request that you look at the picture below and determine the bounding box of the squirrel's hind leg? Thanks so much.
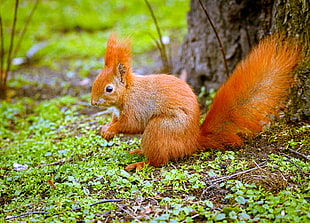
[141,116,199,168]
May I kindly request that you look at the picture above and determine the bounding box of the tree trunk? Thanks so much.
[271,0,310,121]
[175,0,309,120]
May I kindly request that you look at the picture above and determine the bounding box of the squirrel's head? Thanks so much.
[91,33,132,108]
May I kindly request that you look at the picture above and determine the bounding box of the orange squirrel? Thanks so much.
[91,33,301,171]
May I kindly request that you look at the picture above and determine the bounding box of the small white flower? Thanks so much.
[13,163,28,171]
[162,36,170,45]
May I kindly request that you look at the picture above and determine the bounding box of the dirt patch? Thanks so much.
[9,66,96,101]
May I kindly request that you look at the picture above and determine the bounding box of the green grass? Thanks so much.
[1,97,309,221]
[1,0,189,70]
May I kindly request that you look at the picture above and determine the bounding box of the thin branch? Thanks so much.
[280,153,310,176]
[198,0,229,78]
[6,0,19,78]
[13,0,39,59]
[148,33,162,51]
[4,211,49,220]
[287,147,310,161]
[37,158,67,168]
[70,199,123,211]
[148,32,167,68]
[116,204,141,222]
[144,0,165,54]
[144,0,170,72]
[0,14,4,86]
[167,41,173,72]
[207,161,267,184]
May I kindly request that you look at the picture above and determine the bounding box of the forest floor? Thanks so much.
[1,0,309,221]
[1,62,309,222]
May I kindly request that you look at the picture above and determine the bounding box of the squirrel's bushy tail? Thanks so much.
[199,35,301,149]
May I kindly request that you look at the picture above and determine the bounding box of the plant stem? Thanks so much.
[0,14,4,86]
[5,0,19,84]
[198,0,229,78]
[144,0,170,73]
[13,0,39,59]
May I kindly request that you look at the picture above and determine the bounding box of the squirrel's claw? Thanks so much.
[125,161,148,171]
[101,131,115,141]
[101,124,116,141]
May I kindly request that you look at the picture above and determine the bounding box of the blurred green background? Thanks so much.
[1,0,189,70]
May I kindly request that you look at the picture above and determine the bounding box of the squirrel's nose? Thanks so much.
[91,100,99,106]
[90,98,97,106]
[90,100,96,106]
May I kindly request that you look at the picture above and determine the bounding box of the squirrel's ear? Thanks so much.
[116,63,127,84]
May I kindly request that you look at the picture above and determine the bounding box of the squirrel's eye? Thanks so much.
[105,85,114,93]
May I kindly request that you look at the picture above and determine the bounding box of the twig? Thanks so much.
[116,204,140,221]
[207,161,267,184]
[280,153,310,176]
[149,32,165,64]
[70,199,123,211]
[200,184,219,199]
[198,0,229,78]
[279,152,310,189]
[5,0,19,81]
[37,158,68,168]
[90,199,122,206]
[144,0,170,72]
[278,169,288,183]
[12,0,39,59]
[0,14,4,82]
[47,179,57,189]
[253,160,266,170]
[4,211,49,220]
[190,214,201,221]
[287,147,310,161]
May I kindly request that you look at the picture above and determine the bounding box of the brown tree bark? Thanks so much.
[175,0,309,120]
[271,0,310,120]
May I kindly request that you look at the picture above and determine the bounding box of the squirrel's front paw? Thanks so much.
[100,124,116,141]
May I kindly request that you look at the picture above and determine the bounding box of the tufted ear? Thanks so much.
[116,63,127,84]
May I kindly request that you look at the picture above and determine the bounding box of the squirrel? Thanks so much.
[91,33,301,171]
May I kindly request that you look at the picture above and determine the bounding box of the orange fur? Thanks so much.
[104,32,131,71]
[199,35,301,149]
[91,33,301,170]
[91,33,200,170]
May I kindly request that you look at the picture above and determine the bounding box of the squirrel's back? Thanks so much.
[127,74,199,117]
[199,35,301,149]
[123,73,200,135]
